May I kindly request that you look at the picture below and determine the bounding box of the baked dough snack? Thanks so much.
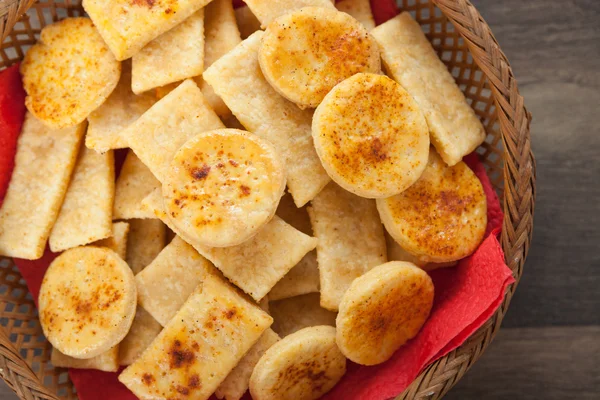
[113,151,161,220]
[82,0,213,60]
[86,61,155,152]
[132,9,205,94]
[313,73,430,198]
[118,307,163,366]
[308,183,387,310]
[122,79,225,182]
[162,129,286,247]
[250,326,346,400]
[270,293,337,337]
[336,0,375,30]
[0,114,85,259]
[38,247,136,359]
[336,261,434,365]
[216,329,280,400]
[203,32,330,207]
[49,146,115,252]
[119,273,273,400]
[244,0,336,27]
[20,18,120,129]
[135,236,217,326]
[259,7,380,109]
[125,219,166,274]
[377,149,487,263]
[371,13,486,166]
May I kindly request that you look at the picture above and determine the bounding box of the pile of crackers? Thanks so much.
[0,1,489,399]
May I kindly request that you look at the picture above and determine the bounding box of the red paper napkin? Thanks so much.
[2,1,514,399]
[0,64,26,203]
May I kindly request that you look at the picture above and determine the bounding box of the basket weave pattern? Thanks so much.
[0,0,534,399]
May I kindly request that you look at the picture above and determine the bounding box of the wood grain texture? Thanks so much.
[447,326,600,399]
[468,0,600,328]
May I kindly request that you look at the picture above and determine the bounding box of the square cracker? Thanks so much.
[234,6,261,40]
[308,183,387,311]
[371,13,486,166]
[336,0,375,30]
[119,273,273,400]
[135,236,217,326]
[94,221,130,259]
[121,79,224,183]
[126,219,166,274]
[82,0,213,61]
[193,216,318,302]
[268,193,319,300]
[132,9,205,94]
[215,328,280,400]
[203,32,330,206]
[119,307,163,366]
[141,189,318,302]
[0,113,85,259]
[196,0,241,117]
[86,61,155,153]
[244,0,335,27]
[113,150,161,220]
[49,146,114,252]
[51,346,119,372]
[270,293,337,337]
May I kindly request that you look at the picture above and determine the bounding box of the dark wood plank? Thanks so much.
[447,326,600,399]
[469,0,600,328]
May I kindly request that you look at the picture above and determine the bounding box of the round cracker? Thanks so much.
[258,7,380,109]
[336,261,434,365]
[162,129,286,247]
[312,73,430,198]
[38,246,136,359]
[250,326,346,400]
[20,17,121,129]
[377,149,487,263]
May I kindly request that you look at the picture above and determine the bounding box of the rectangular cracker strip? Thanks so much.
[126,219,166,274]
[234,6,261,39]
[119,307,163,366]
[82,0,214,61]
[142,189,318,301]
[122,79,224,183]
[94,221,130,259]
[135,236,217,326]
[132,9,205,94]
[113,150,161,220]
[215,328,280,400]
[308,183,387,310]
[269,193,319,300]
[51,346,119,372]
[371,13,486,166]
[119,273,273,400]
[244,0,336,27]
[197,0,241,117]
[86,61,155,152]
[49,146,114,252]
[203,32,330,206]
[270,293,337,337]
[0,114,85,259]
[336,0,375,30]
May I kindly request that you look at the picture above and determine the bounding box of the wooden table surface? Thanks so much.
[1,0,598,398]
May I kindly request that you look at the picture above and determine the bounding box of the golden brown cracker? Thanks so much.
[49,146,115,252]
[0,114,85,259]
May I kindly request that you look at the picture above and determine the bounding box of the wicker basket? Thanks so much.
[0,0,535,399]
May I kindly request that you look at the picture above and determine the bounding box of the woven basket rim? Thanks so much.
[0,0,535,399]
